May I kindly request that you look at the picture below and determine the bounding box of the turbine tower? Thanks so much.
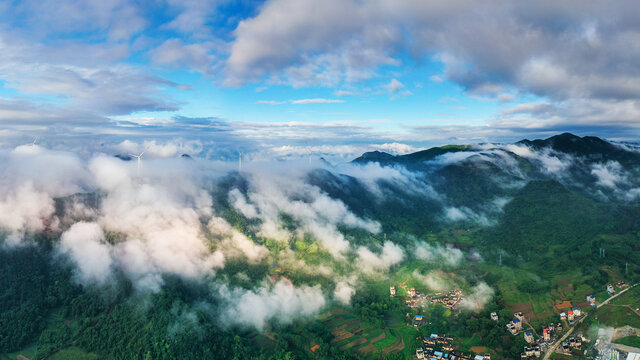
[129,151,144,176]
[31,136,39,146]
[238,151,243,172]
[306,147,313,165]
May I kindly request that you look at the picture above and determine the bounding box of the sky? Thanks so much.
[1,0,640,160]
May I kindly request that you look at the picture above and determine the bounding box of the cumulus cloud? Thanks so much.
[459,282,494,311]
[0,145,92,244]
[412,270,449,291]
[0,182,55,245]
[91,158,225,290]
[219,279,326,330]
[229,168,381,257]
[221,0,640,134]
[383,78,412,98]
[59,222,113,285]
[333,280,356,305]
[207,216,268,262]
[357,241,405,272]
[414,242,464,266]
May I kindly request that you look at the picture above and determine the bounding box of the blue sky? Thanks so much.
[1,0,639,159]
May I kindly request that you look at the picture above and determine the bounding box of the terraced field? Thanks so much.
[320,311,414,357]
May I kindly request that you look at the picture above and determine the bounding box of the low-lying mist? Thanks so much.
[1,134,638,330]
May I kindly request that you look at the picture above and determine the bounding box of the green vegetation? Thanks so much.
[49,347,99,360]
[596,306,640,328]
[4,134,640,359]
[615,335,640,347]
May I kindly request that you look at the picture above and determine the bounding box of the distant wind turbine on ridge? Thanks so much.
[238,151,242,172]
[31,136,39,146]
[129,151,144,176]
[306,147,313,165]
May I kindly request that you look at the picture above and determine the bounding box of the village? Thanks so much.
[400,280,635,360]
[415,334,489,360]
[391,286,463,311]
[501,309,582,358]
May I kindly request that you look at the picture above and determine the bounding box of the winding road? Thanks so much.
[542,283,639,360]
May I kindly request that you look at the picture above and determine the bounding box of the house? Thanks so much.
[524,331,534,344]
[534,346,541,357]
[424,338,436,346]
[434,351,443,359]
[507,323,517,335]
[607,284,615,294]
[483,354,490,360]
[543,328,551,342]
[548,323,555,332]
[608,349,620,360]
[572,307,581,317]
[626,352,640,360]
[567,311,574,322]
[474,356,484,360]
[413,315,425,327]
[586,294,596,304]
[390,286,396,297]
[513,318,522,330]
[520,353,528,360]
[556,323,562,332]
[515,312,525,321]
[560,312,567,319]
[417,348,425,359]
[410,287,416,297]
[525,347,534,357]
[490,312,499,321]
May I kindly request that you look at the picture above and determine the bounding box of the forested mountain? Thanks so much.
[2,133,640,359]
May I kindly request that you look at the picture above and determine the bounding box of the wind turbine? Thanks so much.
[129,151,144,176]
[238,151,243,172]
[31,136,39,146]
[306,147,313,165]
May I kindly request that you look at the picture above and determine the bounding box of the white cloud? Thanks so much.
[357,241,405,272]
[229,167,381,257]
[412,270,449,291]
[383,78,412,97]
[290,98,344,104]
[334,280,356,305]
[459,282,494,311]
[59,222,113,285]
[149,39,217,74]
[504,144,572,174]
[384,78,404,93]
[591,161,626,188]
[374,142,422,155]
[219,279,326,330]
[414,242,464,266]
[0,183,54,245]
